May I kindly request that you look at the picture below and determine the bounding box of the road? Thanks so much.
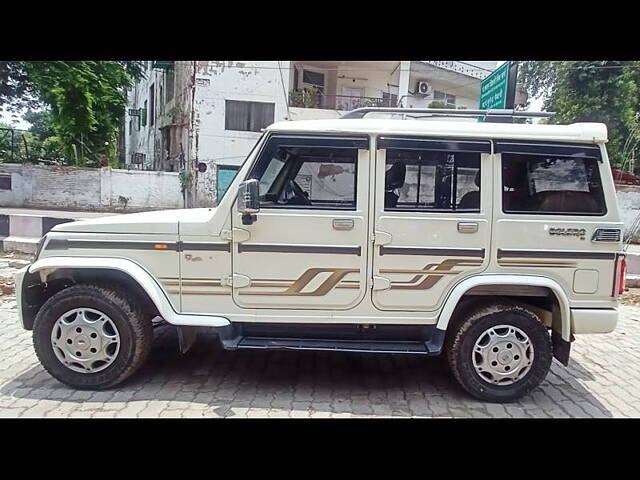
[1,253,640,418]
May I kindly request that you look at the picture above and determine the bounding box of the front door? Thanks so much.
[231,134,370,310]
[371,136,492,312]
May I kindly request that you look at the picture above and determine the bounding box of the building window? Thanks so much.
[131,153,146,165]
[382,92,398,107]
[225,100,275,132]
[141,100,148,127]
[128,119,133,136]
[149,84,155,126]
[433,90,456,106]
[165,68,175,103]
[0,174,11,191]
[216,165,241,201]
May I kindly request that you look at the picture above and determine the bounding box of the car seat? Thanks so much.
[385,161,406,208]
[457,171,480,210]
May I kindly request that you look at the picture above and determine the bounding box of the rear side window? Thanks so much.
[502,153,606,215]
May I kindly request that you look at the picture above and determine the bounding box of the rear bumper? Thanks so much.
[571,308,618,334]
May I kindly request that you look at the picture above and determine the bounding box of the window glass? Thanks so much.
[225,100,275,132]
[502,153,606,215]
[249,140,358,210]
[302,70,325,87]
[385,149,480,211]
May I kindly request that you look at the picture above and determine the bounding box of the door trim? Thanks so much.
[237,243,361,255]
[379,246,485,257]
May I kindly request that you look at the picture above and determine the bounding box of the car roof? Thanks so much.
[266,119,608,144]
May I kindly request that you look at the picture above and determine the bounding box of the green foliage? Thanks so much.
[289,87,321,108]
[0,61,145,167]
[178,169,194,194]
[429,101,456,109]
[518,61,640,170]
[23,109,55,140]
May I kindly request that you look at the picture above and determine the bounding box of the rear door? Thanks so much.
[371,136,492,312]
[231,134,370,310]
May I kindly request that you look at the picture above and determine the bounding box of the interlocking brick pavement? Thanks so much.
[2,255,640,418]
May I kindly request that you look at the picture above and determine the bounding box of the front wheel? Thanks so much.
[33,284,153,390]
[446,301,553,403]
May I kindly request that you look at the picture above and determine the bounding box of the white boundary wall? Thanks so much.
[0,163,184,212]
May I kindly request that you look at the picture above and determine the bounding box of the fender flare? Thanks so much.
[28,256,230,328]
[436,274,572,341]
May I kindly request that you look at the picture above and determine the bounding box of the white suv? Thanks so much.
[14,108,625,402]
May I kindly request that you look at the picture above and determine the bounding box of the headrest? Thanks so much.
[503,162,527,189]
[386,162,406,191]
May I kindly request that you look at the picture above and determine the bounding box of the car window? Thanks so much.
[248,137,361,210]
[502,153,606,215]
[384,149,481,212]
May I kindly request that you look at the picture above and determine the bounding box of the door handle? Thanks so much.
[333,218,354,231]
[457,222,478,233]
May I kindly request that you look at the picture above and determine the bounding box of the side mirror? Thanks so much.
[237,179,260,225]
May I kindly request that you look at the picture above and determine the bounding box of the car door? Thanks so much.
[231,134,370,310]
[371,136,492,312]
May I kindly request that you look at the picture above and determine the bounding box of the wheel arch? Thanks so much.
[437,275,571,342]
[23,257,230,330]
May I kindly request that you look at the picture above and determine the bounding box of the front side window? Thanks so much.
[385,148,480,212]
[502,153,606,215]
[248,137,359,210]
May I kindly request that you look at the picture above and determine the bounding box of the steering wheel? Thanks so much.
[280,180,312,206]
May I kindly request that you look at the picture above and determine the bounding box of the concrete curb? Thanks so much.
[0,214,74,254]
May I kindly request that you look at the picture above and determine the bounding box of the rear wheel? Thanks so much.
[446,301,552,403]
[33,284,153,390]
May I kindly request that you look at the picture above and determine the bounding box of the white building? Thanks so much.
[123,60,498,206]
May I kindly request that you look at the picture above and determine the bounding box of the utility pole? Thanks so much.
[630,147,636,175]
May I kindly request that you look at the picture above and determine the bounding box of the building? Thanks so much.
[123,60,498,207]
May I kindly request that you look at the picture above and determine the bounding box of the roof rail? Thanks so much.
[340,107,555,123]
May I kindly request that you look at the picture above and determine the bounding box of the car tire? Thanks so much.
[445,300,553,403]
[33,284,153,390]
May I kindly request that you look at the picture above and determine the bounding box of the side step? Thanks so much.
[237,337,431,354]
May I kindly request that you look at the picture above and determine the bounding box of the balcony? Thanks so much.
[288,90,397,111]
[421,61,493,80]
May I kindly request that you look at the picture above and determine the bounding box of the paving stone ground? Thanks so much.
[2,254,640,418]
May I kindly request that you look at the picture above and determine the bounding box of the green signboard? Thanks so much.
[479,62,510,111]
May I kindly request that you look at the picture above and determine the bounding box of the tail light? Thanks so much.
[612,254,627,297]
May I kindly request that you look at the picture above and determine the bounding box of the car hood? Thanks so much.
[51,209,193,235]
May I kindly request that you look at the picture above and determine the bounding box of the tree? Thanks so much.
[0,61,144,166]
[518,61,640,170]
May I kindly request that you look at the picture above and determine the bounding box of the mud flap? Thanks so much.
[177,326,200,354]
[552,330,573,366]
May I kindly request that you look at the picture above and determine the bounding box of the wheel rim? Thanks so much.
[50,308,121,374]
[472,324,534,386]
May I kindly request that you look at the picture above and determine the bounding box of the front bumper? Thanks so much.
[571,308,618,334]
[14,266,28,330]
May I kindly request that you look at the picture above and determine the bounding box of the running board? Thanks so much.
[236,337,432,354]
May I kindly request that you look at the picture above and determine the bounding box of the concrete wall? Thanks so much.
[0,163,183,212]
[617,188,640,241]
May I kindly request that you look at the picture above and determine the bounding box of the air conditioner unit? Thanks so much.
[416,81,432,96]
